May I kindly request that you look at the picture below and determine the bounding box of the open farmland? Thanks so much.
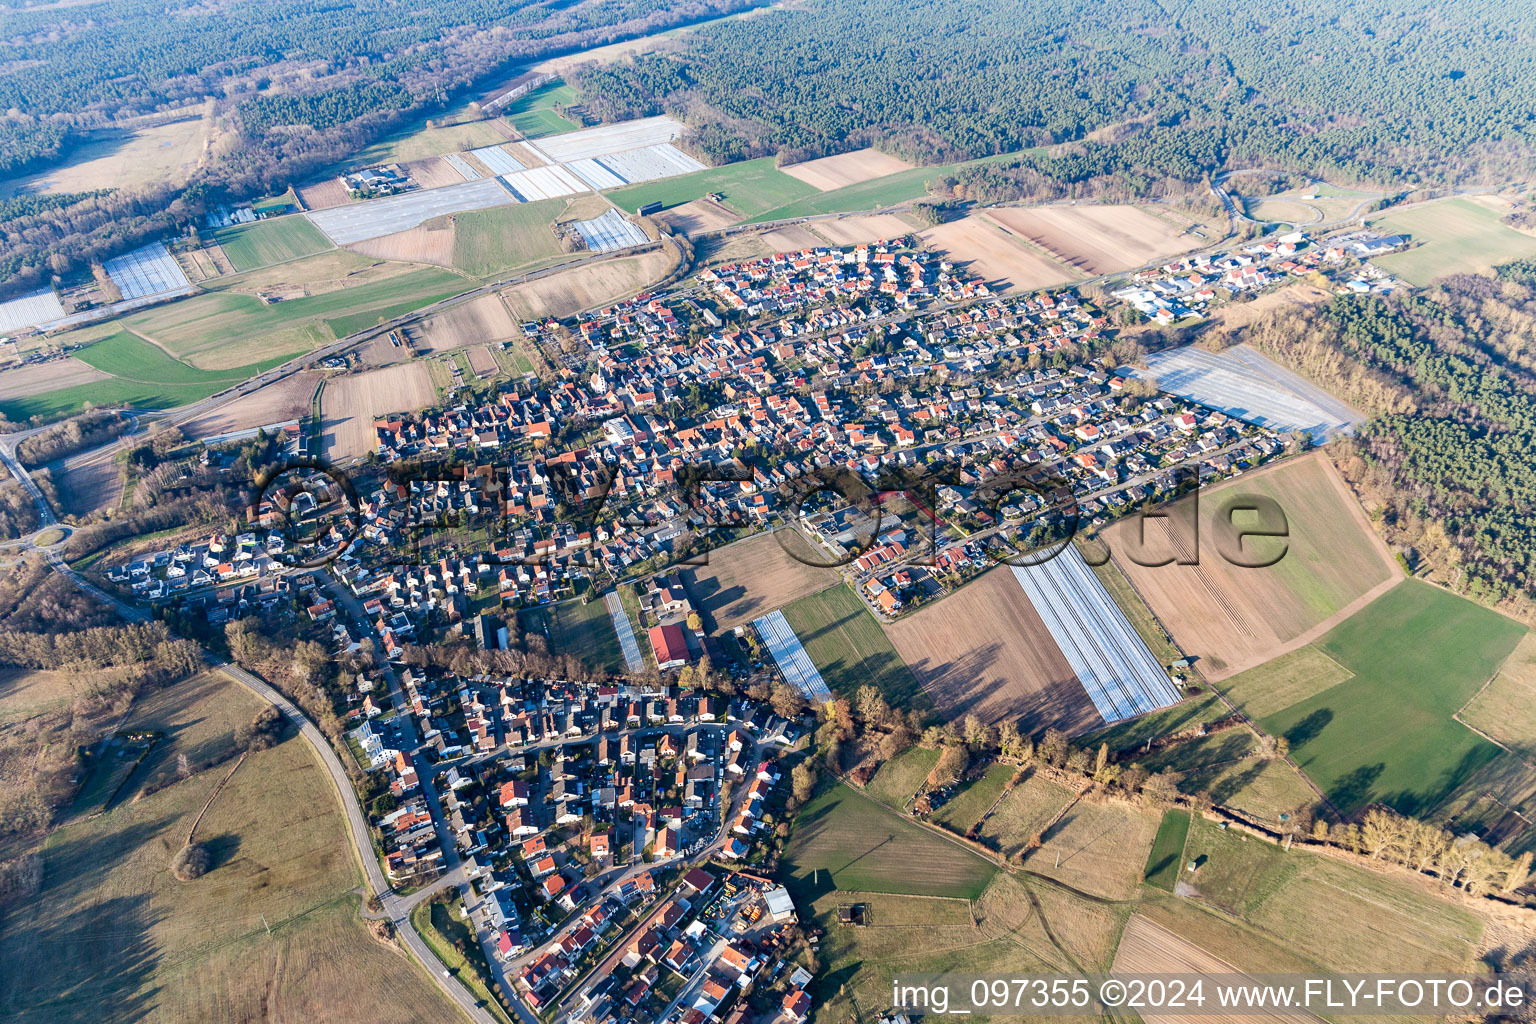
[782,149,914,191]
[920,213,1080,292]
[0,672,461,1024]
[350,113,507,166]
[1143,809,1191,890]
[526,116,685,163]
[1126,344,1364,441]
[987,205,1202,274]
[213,216,332,272]
[1259,580,1525,817]
[413,294,519,353]
[179,371,320,441]
[678,529,839,632]
[780,584,922,707]
[606,157,818,219]
[0,358,107,404]
[1459,630,1536,758]
[320,363,436,460]
[654,199,740,236]
[1216,645,1355,721]
[501,81,580,137]
[1178,815,1484,973]
[449,200,573,276]
[784,783,995,900]
[1111,915,1321,1024]
[808,213,919,246]
[124,254,466,371]
[348,220,458,266]
[400,156,467,188]
[974,770,1076,858]
[883,566,1090,731]
[296,177,352,211]
[1105,453,1400,677]
[1205,283,1332,333]
[1020,796,1161,899]
[501,248,676,320]
[1369,196,1536,285]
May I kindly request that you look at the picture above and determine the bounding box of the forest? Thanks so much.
[575,0,1536,197]
[0,0,762,299]
[1245,267,1536,617]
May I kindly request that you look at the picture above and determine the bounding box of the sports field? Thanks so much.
[213,216,332,272]
[780,584,924,707]
[784,782,995,901]
[1369,197,1536,286]
[502,81,581,137]
[605,157,819,219]
[1259,580,1525,816]
[520,596,625,674]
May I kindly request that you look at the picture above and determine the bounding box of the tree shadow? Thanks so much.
[1283,708,1333,749]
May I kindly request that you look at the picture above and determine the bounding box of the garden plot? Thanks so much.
[105,242,192,300]
[528,116,685,163]
[754,609,833,702]
[574,209,649,252]
[500,164,588,202]
[443,153,480,180]
[469,145,526,176]
[0,288,66,333]
[1011,547,1181,723]
[1127,344,1363,442]
[307,178,515,245]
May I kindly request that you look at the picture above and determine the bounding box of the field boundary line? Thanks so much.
[187,749,249,844]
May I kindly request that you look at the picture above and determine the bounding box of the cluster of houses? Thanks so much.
[1114,230,1405,323]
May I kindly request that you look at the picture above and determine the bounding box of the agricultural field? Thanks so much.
[654,198,740,236]
[678,529,839,632]
[0,327,282,422]
[0,358,108,406]
[784,783,995,901]
[1142,809,1191,891]
[861,746,939,807]
[348,220,459,267]
[1018,796,1161,899]
[1459,630,1536,758]
[919,213,1081,292]
[125,254,466,371]
[1179,815,1484,973]
[400,156,467,189]
[605,157,819,219]
[780,584,923,708]
[1369,196,1536,286]
[973,770,1076,859]
[745,150,1024,223]
[502,81,581,137]
[781,148,914,191]
[883,566,1088,730]
[520,596,625,674]
[0,672,461,1024]
[1,117,208,198]
[1216,645,1355,721]
[307,178,517,246]
[501,248,676,320]
[1111,915,1318,1024]
[213,216,332,273]
[179,370,321,441]
[1105,453,1399,678]
[807,213,921,246]
[413,294,520,353]
[1259,580,1526,817]
[0,667,81,726]
[932,763,1015,834]
[986,205,1204,275]
[350,110,508,166]
[450,198,593,277]
[319,362,436,460]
